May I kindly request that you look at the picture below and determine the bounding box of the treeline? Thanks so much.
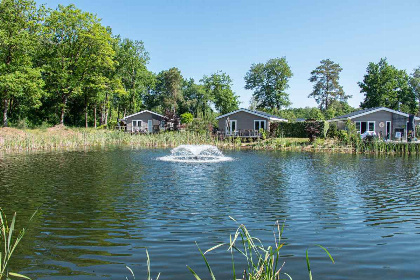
[0,0,240,128]
[1,0,419,129]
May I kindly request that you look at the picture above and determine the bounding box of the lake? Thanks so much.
[0,148,419,279]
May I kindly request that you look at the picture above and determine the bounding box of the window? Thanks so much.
[355,122,361,133]
[254,120,266,131]
[368,121,375,132]
[132,120,142,127]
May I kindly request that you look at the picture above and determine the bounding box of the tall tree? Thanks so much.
[244,57,293,111]
[359,58,416,114]
[181,78,210,116]
[115,38,152,116]
[151,68,183,114]
[308,59,349,111]
[0,0,45,126]
[42,4,115,125]
[201,71,239,115]
[410,67,420,116]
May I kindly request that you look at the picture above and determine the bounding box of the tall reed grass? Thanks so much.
[0,208,36,280]
[187,217,334,280]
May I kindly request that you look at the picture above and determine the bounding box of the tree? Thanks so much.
[42,4,115,125]
[201,71,239,115]
[181,78,211,116]
[0,0,45,126]
[115,38,152,116]
[149,68,184,115]
[308,59,349,111]
[244,57,293,111]
[359,58,417,114]
[410,67,420,116]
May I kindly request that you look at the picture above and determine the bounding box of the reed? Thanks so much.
[188,217,334,280]
[0,208,35,280]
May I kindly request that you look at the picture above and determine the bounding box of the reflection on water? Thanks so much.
[0,148,420,279]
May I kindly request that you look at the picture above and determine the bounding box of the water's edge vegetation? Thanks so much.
[1,126,420,155]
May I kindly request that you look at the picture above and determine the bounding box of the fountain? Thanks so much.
[157,145,232,163]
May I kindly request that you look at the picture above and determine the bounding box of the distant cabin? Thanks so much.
[216,108,288,137]
[121,110,166,133]
[328,107,420,140]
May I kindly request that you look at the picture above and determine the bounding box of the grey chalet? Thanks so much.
[329,107,420,140]
[216,108,288,137]
[120,110,166,133]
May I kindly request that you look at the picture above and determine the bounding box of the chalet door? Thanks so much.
[148,120,153,133]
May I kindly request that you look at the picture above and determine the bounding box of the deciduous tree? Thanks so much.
[42,4,115,125]
[201,71,239,115]
[244,57,293,111]
[0,0,45,126]
[359,58,417,114]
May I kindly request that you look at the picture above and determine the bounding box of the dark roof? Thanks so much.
[251,109,284,119]
[216,108,287,121]
[332,107,382,120]
[330,107,420,121]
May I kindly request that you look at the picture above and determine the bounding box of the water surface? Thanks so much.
[0,148,419,279]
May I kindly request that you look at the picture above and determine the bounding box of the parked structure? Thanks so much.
[216,108,288,137]
[119,110,166,133]
[328,107,420,140]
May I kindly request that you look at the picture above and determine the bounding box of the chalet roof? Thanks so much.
[329,107,420,121]
[215,108,288,122]
[122,110,165,120]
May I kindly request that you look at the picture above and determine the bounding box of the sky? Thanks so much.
[42,0,420,109]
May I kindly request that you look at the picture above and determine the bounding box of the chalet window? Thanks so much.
[254,120,266,130]
[355,122,361,133]
[132,120,141,127]
[368,121,375,131]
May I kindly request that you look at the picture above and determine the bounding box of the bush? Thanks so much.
[180,112,194,124]
[326,123,339,138]
[270,121,329,139]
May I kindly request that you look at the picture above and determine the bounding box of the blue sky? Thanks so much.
[43,0,420,109]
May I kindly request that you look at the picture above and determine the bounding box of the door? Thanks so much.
[386,121,391,139]
[148,120,153,133]
[229,120,237,135]
[361,122,367,134]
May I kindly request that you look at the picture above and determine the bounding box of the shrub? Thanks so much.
[180,112,194,124]
[270,121,329,140]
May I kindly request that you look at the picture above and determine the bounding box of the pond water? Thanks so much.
[0,148,420,280]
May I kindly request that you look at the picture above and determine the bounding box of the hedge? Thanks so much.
[270,121,329,139]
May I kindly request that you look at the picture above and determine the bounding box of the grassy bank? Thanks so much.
[1,126,420,155]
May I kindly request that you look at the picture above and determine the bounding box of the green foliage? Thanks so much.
[309,59,350,111]
[201,71,239,115]
[180,112,193,124]
[270,121,328,139]
[0,0,45,127]
[244,57,293,110]
[410,67,420,115]
[42,4,116,125]
[359,58,417,114]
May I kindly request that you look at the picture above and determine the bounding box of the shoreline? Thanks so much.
[0,126,419,156]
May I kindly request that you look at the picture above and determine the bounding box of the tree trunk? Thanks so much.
[60,95,68,125]
[3,98,9,127]
[85,105,88,128]
[94,105,97,128]
[124,108,126,118]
